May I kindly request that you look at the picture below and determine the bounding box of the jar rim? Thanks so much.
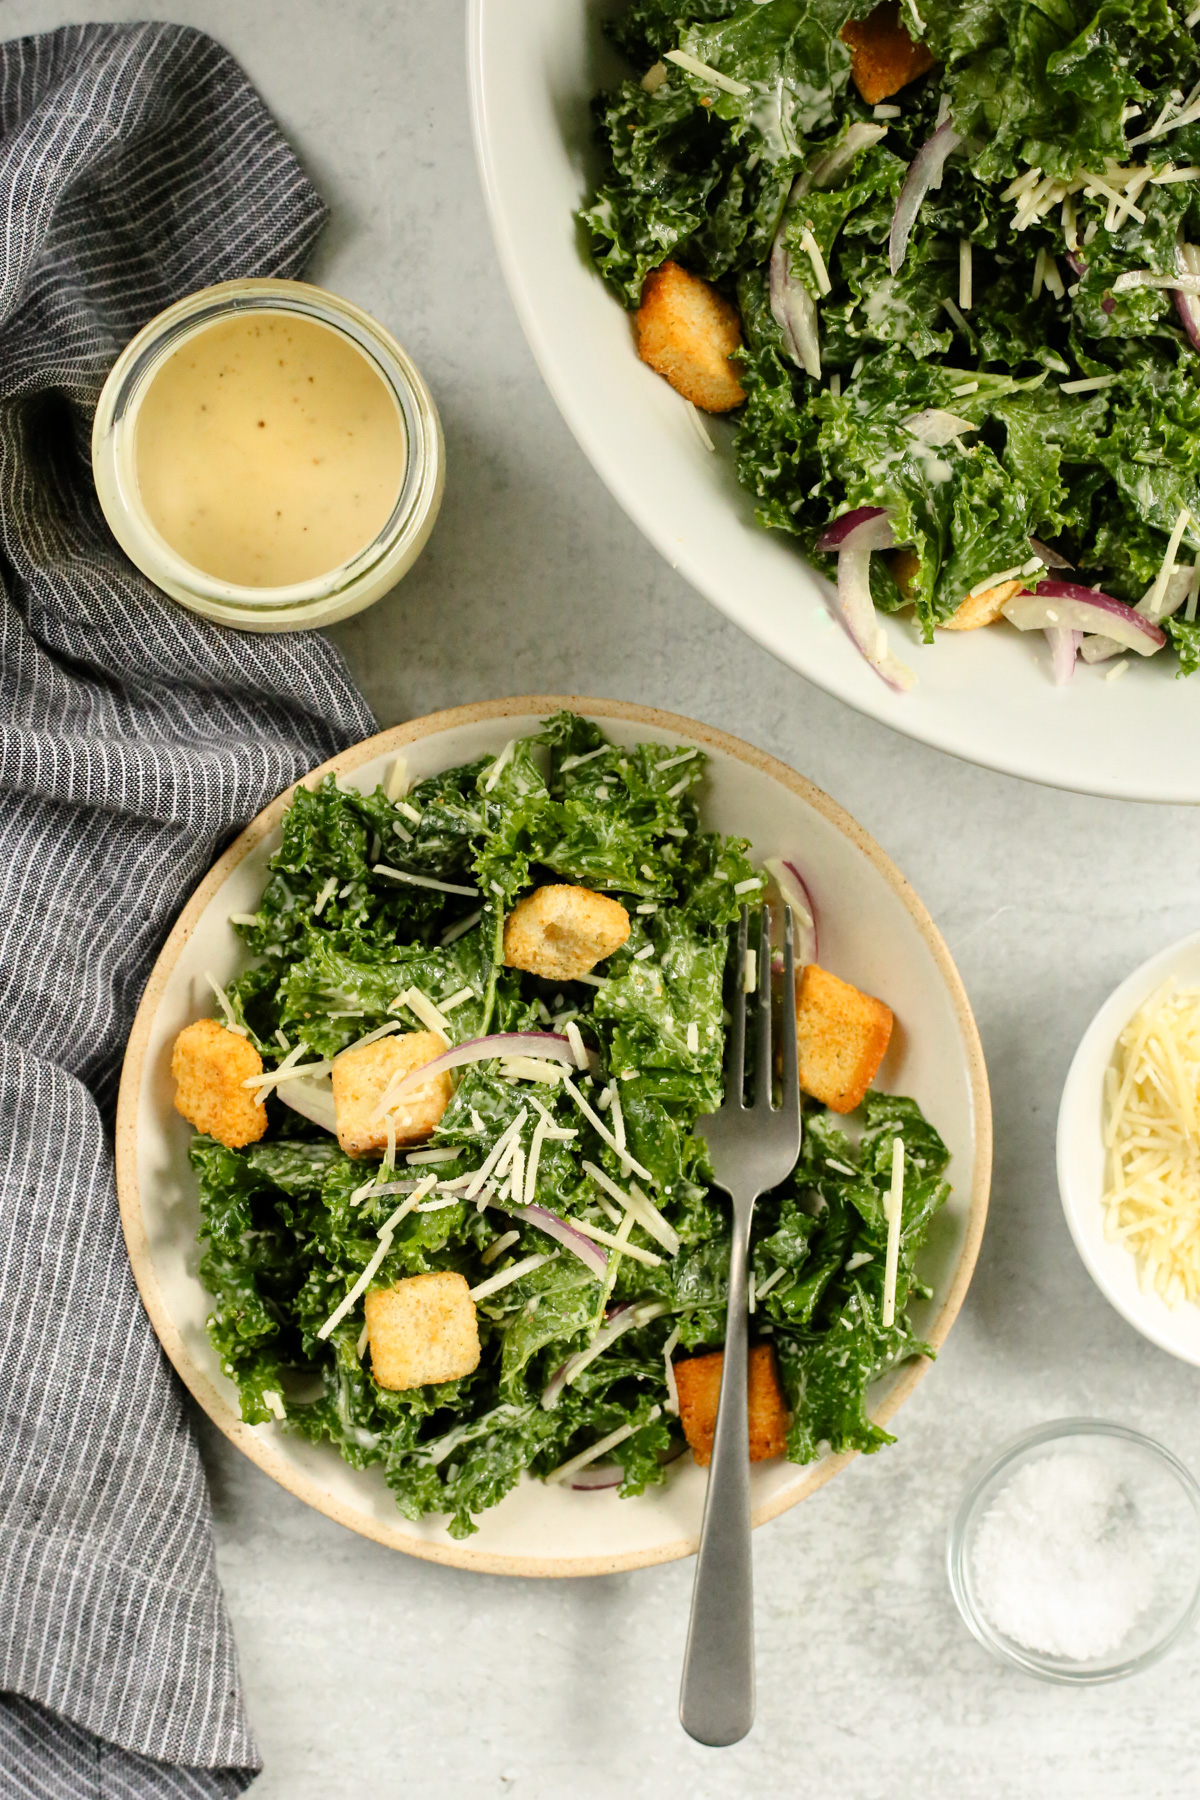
[92,278,443,624]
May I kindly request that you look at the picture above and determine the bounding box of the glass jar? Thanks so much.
[92,278,444,632]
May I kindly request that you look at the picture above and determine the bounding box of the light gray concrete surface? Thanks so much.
[11,0,1200,1792]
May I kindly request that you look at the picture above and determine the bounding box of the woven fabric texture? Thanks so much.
[0,22,376,1797]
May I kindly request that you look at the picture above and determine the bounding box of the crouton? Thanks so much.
[840,0,935,105]
[890,546,920,602]
[171,1018,267,1149]
[939,578,1022,631]
[796,963,893,1114]
[674,1343,789,1467]
[365,1272,481,1391]
[504,884,631,983]
[331,1031,451,1159]
[636,260,746,414]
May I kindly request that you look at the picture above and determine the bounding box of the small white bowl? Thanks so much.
[1057,929,1200,1365]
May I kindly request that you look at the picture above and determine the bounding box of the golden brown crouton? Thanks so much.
[171,1018,267,1149]
[674,1344,789,1467]
[840,1,935,104]
[889,546,921,602]
[939,578,1022,631]
[796,963,893,1114]
[636,260,746,414]
[504,884,631,983]
[365,1272,481,1391]
[331,1031,451,1159]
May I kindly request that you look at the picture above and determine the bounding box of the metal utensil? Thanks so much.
[678,903,802,1747]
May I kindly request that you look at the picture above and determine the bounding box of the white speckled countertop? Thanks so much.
[10,0,1200,1791]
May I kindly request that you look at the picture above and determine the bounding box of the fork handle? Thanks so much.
[679,1205,754,1746]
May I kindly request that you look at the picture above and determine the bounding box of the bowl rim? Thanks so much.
[947,1416,1200,1684]
[115,694,992,1576]
[1057,928,1200,1366]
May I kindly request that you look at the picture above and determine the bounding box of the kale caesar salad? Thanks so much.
[582,0,1200,688]
[170,713,950,1538]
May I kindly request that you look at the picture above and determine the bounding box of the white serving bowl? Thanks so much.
[117,697,990,1575]
[1058,930,1200,1365]
[468,1,1200,802]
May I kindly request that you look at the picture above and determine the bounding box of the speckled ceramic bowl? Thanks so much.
[116,696,990,1575]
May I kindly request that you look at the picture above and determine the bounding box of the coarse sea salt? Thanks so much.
[970,1451,1153,1660]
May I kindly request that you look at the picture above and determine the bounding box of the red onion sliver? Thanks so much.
[1045,625,1082,685]
[820,510,916,690]
[569,1462,625,1491]
[1175,237,1200,351]
[379,1031,575,1105]
[769,223,820,377]
[1002,586,1166,654]
[509,1203,608,1278]
[889,122,962,276]
[816,505,887,553]
[763,856,818,966]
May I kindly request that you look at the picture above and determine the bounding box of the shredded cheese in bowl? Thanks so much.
[1103,980,1200,1307]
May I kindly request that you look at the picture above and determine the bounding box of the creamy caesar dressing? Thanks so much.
[134,311,406,587]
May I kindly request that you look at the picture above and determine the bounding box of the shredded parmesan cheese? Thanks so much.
[1103,981,1200,1306]
[882,1136,905,1327]
[204,971,247,1036]
[469,1250,554,1302]
[373,863,479,898]
[662,1327,681,1414]
[545,1406,664,1483]
[663,48,750,95]
[481,1229,520,1267]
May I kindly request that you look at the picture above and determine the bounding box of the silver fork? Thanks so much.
[679,903,802,1748]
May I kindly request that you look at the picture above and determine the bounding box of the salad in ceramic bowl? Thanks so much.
[168,710,953,1539]
[581,0,1200,690]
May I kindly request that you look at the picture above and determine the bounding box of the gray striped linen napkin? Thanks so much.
[0,23,376,1798]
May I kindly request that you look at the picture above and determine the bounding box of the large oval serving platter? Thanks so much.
[468,2,1200,803]
[116,697,990,1576]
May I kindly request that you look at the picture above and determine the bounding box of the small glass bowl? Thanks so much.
[948,1419,1200,1684]
[92,278,444,633]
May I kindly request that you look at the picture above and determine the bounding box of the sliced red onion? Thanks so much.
[1045,625,1082,685]
[889,122,963,276]
[1083,564,1196,660]
[509,1203,608,1277]
[569,1462,625,1491]
[1002,584,1166,654]
[769,224,820,378]
[1064,251,1087,279]
[815,508,914,690]
[815,505,888,552]
[381,1031,576,1104]
[1029,535,1073,570]
[1175,236,1200,351]
[763,856,818,966]
[770,122,890,376]
[279,1077,338,1133]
